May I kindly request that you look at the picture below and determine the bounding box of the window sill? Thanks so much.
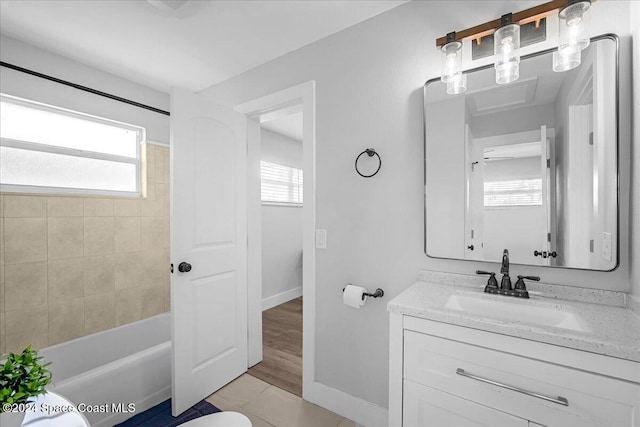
[261,202,303,208]
[0,184,141,199]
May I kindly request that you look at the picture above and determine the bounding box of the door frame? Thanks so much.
[234,81,316,399]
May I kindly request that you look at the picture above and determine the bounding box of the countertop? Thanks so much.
[387,274,640,363]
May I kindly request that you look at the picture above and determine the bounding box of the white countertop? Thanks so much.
[387,276,640,363]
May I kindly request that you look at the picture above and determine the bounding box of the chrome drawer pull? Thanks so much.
[456,368,569,406]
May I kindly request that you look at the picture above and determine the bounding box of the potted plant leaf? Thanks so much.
[0,345,52,427]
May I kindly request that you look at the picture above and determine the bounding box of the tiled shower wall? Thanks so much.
[0,143,170,354]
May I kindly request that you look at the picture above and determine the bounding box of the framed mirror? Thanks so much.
[424,34,618,271]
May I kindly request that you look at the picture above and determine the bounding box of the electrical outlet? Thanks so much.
[316,229,327,249]
[602,232,612,262]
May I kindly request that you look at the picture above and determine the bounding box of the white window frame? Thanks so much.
[0,94,144,197]
[260,160,303,207]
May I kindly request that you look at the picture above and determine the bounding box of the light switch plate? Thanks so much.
[316,229,327,249]
[602,232,612,262]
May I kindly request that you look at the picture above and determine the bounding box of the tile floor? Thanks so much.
[206,374,355,427]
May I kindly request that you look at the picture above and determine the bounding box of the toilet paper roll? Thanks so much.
[343,284,368,309]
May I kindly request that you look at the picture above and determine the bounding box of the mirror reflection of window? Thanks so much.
[483,143,543,208]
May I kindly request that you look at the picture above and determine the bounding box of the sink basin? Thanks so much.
[445,294,587,332]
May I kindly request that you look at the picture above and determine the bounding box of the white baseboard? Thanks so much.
[262,286,302,311]
[305,381,388,427]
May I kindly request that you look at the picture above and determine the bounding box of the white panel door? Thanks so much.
[170,88,247,416]
[539,125,550,266]
[465,123,484,261]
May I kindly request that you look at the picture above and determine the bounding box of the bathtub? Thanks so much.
[40,313,171,427]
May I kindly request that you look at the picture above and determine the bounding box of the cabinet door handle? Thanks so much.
[456,368,569,406]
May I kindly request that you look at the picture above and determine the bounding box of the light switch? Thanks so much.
[602,232,612,262]
[316,229,327,249]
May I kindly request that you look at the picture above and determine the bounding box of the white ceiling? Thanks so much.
[262,112,303,142]
[0,0,406,93]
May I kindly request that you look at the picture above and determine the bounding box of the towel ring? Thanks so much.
[355,148,381,178]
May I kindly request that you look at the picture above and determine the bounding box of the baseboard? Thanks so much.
[262,286,302,311]
[305,381,388,427]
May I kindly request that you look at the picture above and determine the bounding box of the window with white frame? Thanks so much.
[484,178,543,207]
[260,161,303,205]
[0,94,144,196]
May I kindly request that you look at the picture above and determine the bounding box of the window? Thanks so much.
[484,178,543,207]
[260,161,303,205]
[0,94,144,195]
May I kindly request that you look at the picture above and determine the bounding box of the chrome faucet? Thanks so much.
[500,249,511,290]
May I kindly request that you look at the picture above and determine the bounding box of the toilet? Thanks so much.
[180,412,252,427]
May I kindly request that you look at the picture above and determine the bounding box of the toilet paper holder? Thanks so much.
[342,285,384,300]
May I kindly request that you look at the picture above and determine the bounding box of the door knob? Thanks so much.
[178,262,192,273]
[467,245,474,250]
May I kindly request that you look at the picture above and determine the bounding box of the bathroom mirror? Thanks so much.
[424,35,618,271]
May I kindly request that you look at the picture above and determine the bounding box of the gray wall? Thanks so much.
[261,129,303,302]
[199,0,635,409]
[0,34,170,144]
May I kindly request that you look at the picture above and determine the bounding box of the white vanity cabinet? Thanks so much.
[389,314,640,427]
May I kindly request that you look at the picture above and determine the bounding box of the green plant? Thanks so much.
[0,345,52,408]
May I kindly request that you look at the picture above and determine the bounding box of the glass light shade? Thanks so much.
[553,44,581,72]
[440,41,462,83]
[446,74,467,95]
[559,1,591,51]
[494,23,521,84]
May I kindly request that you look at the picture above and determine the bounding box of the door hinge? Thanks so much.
[589,240,594,253]
[547,233,551,242]
[471,229,474,239]
[170,263,174,274]
[589,132,594,146]
[546,158,551,168]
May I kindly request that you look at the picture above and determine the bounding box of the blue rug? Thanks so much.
[115,399,221,427]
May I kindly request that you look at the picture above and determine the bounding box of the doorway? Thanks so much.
[234,81,316,401]
[247,112,304,396]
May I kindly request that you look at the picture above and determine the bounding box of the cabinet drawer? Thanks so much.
[403,379,527,427]
[404,330,640,427]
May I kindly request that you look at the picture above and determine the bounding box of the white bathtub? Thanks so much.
[40,313,171,427]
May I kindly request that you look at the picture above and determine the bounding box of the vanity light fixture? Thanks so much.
[435,0,594,93]
[494,14,521,84]
[555,0,591,71]
[559,0,591,50]
[440,32,466,93]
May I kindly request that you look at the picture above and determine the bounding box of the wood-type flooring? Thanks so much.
[247,297,302,397]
